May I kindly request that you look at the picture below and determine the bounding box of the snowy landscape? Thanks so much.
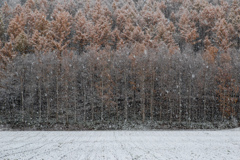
[1,0,240,159]
[1,129,240,160]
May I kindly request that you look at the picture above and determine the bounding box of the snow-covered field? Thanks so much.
[0,129,240,160]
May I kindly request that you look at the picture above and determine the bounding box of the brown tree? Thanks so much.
[7,13,25,39]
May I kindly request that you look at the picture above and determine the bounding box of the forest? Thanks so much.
[0,0,240,130]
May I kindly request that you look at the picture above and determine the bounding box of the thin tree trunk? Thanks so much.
[56,75,59,122]
[178,72,182,123]
[101,79,104,121]
[150,72,154,121]
[83,84,86,122]
[188,76,191,124]
[38,79,41,122]
[222,90,226,122]
[114,75,118,121]
[141,74,145,123]
[159,73,163,121]
[159,103,162,121]
[238,94,240,121]
[132,67,136,120]
[133,88,136,120]
[211,94,215,122]
[203,73,206,122]
[66,82,69,124]
[170,97,172,124]
[47,94,50,122]
[20,76,24,122]
[46,72,50,122]
[66,103,69,124]
[74,86,77,123]
[124,72,128,121]
[238,36,240,49]
[91,73,94,121]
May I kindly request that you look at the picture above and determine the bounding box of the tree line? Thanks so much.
[0,0,240,129]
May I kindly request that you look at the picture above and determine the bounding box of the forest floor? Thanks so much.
[0,129,240,160]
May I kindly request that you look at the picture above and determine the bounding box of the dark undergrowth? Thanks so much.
[1,120,239,131]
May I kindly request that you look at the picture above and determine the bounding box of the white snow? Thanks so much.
[0,130,240,160]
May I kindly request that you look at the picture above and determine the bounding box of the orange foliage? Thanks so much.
[179,10,199,44]
[7,13,25,39]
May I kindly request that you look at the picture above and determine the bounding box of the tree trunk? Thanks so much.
[203,73,206,122]
[47,94,50,122]
[222,90,226,122]
[91,74,94,121]
[188,76,191,124]
[150,72,154,121]
[159,74,163,121]
[101,79,104,121]
[178,72,182,123]
[169,97,172,124]
[133,88,136,120]
[237,36,240,49]
[38,79,41,122]
[124,72,128,121]
[211,94,215,122]
[20,76,24,122]
[141,74,145,123]
[65,82,69,124]
[56,75,59,122]
[114,77,118,121]
[83,84,86,122]
[74,86,77,123]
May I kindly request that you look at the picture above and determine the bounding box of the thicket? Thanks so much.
[0,0,240,130]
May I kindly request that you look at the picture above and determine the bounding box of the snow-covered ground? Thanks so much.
[0,129,240,160]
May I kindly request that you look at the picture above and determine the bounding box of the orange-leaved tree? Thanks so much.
[73,10,91,53]
[7,13,25,39]
[50,10,72,58]
[178,9,199,46]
